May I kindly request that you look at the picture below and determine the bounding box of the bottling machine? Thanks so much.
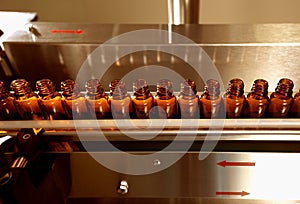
[1,23,300,204]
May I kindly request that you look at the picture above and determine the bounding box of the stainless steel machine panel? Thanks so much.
[1,119,300,203]
[2,23,300,204]
[68,152,300,200]
[4,23,300,91]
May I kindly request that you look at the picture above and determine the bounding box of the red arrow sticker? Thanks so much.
[50,29,84,34]
[216,191,250,197]
[217,160,255,167]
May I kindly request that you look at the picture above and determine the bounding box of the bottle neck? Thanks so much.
[10,79,32,96]
[180,79,197,97]
[275,78,293,97]
[251,79,268,97]
[227,78,244,96]
[204,79,220,98]
[110,79,128,99]
[157,79,174,98]
[61,79,80,98]
[36,79,56,96]
[133,79,151,99]
[86,79,107,98]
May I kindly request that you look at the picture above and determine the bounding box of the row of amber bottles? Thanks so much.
[223,78,296,118]
[0,78,299,120]
[92,77,297,119]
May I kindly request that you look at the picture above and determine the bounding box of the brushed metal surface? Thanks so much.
[68,152,300,201]
[67,197,300,204]
[1,119,300,142]
[5,23,300,44]
[3,23,300,92]
[168,0,200,24]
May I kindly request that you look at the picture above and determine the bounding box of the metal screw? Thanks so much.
[153,159,161,166]
[117,180,129,195]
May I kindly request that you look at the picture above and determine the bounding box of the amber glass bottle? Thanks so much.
[200,79,222,119]
[0,80,20,120]
[291,89,300,117]
[109,79,133,119]
[61,79,90,119]
[11,79,45,120]
[268,78,294,118]
[223,78,245,118]
[36,79,66,120]
[132,79,154,119]
[244,79,269,118]
[155,79,178,119]
[85,79,110,119]
[177,79,200,119]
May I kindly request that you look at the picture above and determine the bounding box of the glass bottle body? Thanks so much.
[15,92,45,120]
[177,79,200,119]
[86,79,111,119]
[39,92,66,120]
[200,94,222,118]
[155,79,178,119]
[61,79,90,120]
[110,94,133,119]
[11,79,45,120]
[268,78,293,118]
[109,79,133,119]
[62,93,90,119]
[86,95,111,119]
[0,92,20,120]
[243,79,269,118]
[86,93,110,120]
[132,79,154,119]
[37,79,66,120]
[155,95,178,119]
[178,94,200,119]
[223,93,245,118]
[291,92,300,117]
[199,79,222,119]
[244,93,269,118]
[268,92,293,118]
[223,78,245,118]
[132,94,154,119]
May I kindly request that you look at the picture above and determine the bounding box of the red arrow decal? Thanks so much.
[216,191,250,197]
[50,29,84,34]
[217,160,255,167]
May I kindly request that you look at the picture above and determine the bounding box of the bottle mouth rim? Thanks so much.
[226,78,244,96]
[86,79,104,95]
[11,79,31,95]
[180,79,197,96]
[61,79,80,96]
